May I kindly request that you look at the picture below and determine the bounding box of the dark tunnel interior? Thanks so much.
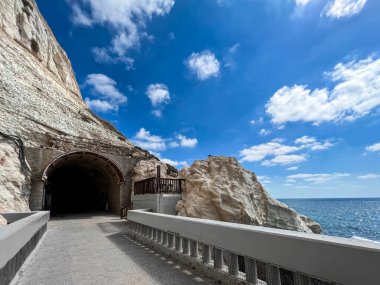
[45,164,113,215]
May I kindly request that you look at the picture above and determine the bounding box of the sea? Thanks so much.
[279,198,380,242]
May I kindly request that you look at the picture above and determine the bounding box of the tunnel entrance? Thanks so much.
[43,152,124,215]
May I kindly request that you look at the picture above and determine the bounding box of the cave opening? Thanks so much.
[43,152,123,215]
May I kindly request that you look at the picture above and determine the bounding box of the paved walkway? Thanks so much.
[12,214,211,285]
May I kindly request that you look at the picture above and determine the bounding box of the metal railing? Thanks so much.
[134,177,185,195]
[120,202,133,219]
[126,209,380,285]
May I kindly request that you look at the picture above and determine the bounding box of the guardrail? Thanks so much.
[120,202,133,219]
[134,177,185,195]
[0,211,50,285]
[127,209,380,285]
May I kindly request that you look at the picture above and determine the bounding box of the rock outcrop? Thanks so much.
[176,156,322,234]
[0,0,152,212]
[0,139,30,212]
[132,159,179,182]
[0,215,7,227]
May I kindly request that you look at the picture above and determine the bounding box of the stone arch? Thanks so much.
[41,151,125,215]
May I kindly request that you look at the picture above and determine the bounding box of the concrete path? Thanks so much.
[12,214,212,285]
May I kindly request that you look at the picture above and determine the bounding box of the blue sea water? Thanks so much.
[279,198,380,242]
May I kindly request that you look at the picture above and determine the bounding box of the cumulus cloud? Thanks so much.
[239,136,334,166]
[250,117,264,125]
[160,158,188,168]
[92,47,134,70]
[286,166,299,171]
[366,143,380,152]
[176,135,198,148]
[186,50,221,80]
[68,0,175,66]
[323,0,367,18]
[83,73,127,112]
[357,173,380,180]
[295,0,313,7]
[132,128,198,152]
[266,57,380,125]
[145,84,171,117]
[146,84,170,106]
[257,175,272,184]
[287,173,350,184]
[259,129,271,136]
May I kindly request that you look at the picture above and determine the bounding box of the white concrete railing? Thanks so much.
[127,209,380,285]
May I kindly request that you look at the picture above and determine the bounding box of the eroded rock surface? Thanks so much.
[176,156,322,233]
[0,215,7,227]
[132,159,179,182]
[0,140,30,212]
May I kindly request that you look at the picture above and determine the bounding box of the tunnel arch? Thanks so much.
[42,151,125,215]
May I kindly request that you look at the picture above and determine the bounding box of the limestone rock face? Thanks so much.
[0,140,30,212]
[0,0,134,148]
[0,215,7,227]
[176,156,322,234]
[132,159,178,182]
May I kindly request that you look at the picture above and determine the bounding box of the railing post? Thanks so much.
[294,273,311,285]
[148,227,153,239]
[245,258,258,284]
[168,233,175,248]
[202,244,211,263]
[162,231,168,246]
[157,165,161,194]
[266,264,281,285]
[175,234,182,252]
[214,248,223,269]
[157,230,162,243]
[190,240,198,258]
[228,252,239,276]
[182,238,190,255]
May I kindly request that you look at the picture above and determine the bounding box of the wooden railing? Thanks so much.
[134,177,184,195]
[120,201,133,219]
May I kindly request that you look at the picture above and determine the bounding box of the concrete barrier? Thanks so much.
[0,211,50,284]
[128,209,380,285]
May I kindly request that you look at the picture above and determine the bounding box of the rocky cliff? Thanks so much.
[133,157,322,233]
[0,0,143,212]
[176,156,321,233]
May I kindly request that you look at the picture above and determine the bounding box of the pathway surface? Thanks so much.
[12,213,211,285]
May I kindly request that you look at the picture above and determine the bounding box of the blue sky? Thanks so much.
[36,0,380,198]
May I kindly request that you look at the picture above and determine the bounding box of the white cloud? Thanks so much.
[295,136,334,150]
[357,173,380,180]
[262,154,307,166]
[257,175,272,184]
[259,129,271,136]
[132,128,166,151]
[286,166,299,171]
[323,0,367,18]
[84,73,127,112]
[84,98,116,112]
[250,117,264,125]
[160,158,188,168]
[366,143,380,152]
[240,141,299,163]
[146,84,170,107]
[239,136,333,166]
[295,0,313,7]
[266,57,380,125]
[287,173,349,184]
[176,135,198,148]
[68,0,175,64]
[92,47,134,70]
[186,50,221,80]
[132,128,198,152]
[151,110,162,118]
